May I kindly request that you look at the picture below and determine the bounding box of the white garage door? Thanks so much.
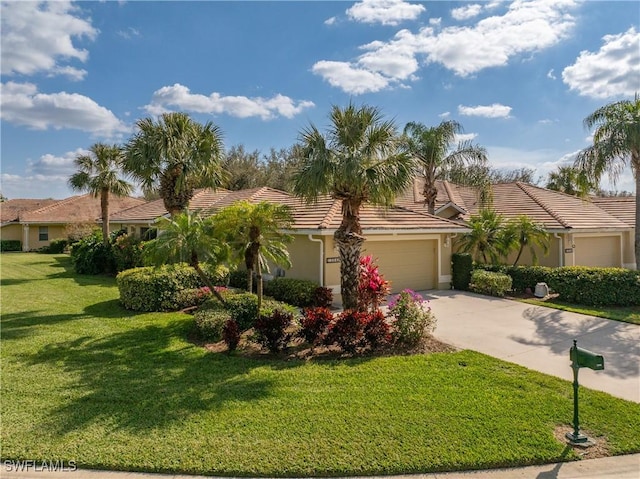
[574,236,621,267]
[362,240,437,293]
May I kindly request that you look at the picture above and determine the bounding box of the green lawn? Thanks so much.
[517,298,640,325]
[2,253,639,477]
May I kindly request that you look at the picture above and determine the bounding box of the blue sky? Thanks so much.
[1,0,638,199]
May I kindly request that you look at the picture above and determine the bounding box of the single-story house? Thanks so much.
[1,194,145,251]
[396,179,636,269]
[109,186,469,294]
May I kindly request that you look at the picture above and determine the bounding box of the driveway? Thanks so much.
[418,290,640,403]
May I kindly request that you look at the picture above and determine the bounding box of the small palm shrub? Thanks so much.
[299,307,334,346]
[469,270,512,297]
[254,309,294,353]
[388,290,436,347]
[222,320,240,351]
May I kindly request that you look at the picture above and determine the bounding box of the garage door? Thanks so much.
[362,240,437,293]
[574,236,621,267]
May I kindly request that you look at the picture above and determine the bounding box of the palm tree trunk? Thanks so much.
[513,245,524,266]
[335,198,365,310]
[256,257,263,310]
[101,188,110,246]
[191,253,227,306]
[423,178,438,215]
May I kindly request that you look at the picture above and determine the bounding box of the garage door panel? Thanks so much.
[363,240,436,292]
[574,236,620,267]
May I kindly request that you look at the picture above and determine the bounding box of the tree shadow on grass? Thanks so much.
[1,311,86,340]
[22,318,301,436]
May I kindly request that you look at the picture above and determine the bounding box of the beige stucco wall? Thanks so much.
[25,224,67,250]
[284,234,323,283]
[1,224,22,242]
[501,235,562,268]
[622,229,636,269]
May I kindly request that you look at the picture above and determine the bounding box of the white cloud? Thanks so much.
[538,118,558,124]
[458,103,512,118]
[438,111,451,118]
[311,61,391,94]
[143,83,315,120]
[117,27,140,39]
[455,132,479,142]
[346,0,425,26]
[562,27,640,99]
[547,68,556,80]
[429,17,441,27]
[26,148,90,177]
[357,33,420,79]
[451,4,483,21]
[324,16,337,26]
[0,82,129,137]
[1,1,97,80]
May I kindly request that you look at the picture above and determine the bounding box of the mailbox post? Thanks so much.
[566,339,604,446]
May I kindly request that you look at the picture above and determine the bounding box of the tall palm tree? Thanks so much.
[214,201,293,309]
[403,120,488,215]
[124,112,224,216]
[68,143,133,246]
[144,210,228,305]
[574,94,640,267]
[293,103,414,310]
[501,215,550,266]
[456,209,505,264]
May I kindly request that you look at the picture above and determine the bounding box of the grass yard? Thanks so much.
[2,253,640,477]
[517,298,640,325]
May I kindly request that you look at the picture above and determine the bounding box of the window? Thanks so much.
[39,226,49,241]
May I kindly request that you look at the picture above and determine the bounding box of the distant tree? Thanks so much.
[124,112,224,216]
[68,143,133,246]
[214,201,293,309]
[574,94,640,266]
[294,103,413,310]
[144,210,228,305]
[500,215,550,266]
[403,120,488,214]
[456,209,506,264]
[490,167,538,184]
[222,145,264,190]
[261,146,304,192]
[0,193,6,202]
[546,165,596,196]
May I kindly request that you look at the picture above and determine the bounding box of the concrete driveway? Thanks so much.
[418,290,640,403]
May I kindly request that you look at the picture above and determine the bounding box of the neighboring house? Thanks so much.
[591,196,637,269]
[1,194,145,251]
[110,186,469,294]
[397,179,636,269]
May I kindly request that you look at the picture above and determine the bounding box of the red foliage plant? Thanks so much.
[222,319,240,351]
[358,256,391,312]
[300,307,334,346]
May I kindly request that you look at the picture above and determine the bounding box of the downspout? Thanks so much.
[308,234,324,286]
[554,233,563,267]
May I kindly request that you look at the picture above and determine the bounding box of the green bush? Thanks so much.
[112,234,146,272]
[469,270,512,297]
[451,253,473,290]
[547,267,640,307]
[506,265,553,293]
[39,238,67,254]
[263,277,318,307]
[228,269,250,290]
[70,231,115,275]
[225,293,259,330]
[0,240,21,252]
[116,263,229,312]
[194,306,230,342]
[388,290,436,347]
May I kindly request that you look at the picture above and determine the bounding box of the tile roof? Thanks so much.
[1,199,58,223]
[591,196,636,227]
[18,194,146,223]
[398,178,631,231]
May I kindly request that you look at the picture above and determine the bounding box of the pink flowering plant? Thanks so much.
[357,255,391,312]
[387,289,436,347]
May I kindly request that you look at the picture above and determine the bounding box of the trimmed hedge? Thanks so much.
[194,305,230,342]
[264,277,318,307]
[547,267,640,307]
[470,270,512,297]
[451,253,473,290]
[116,263,229,312]
[477,264,552,293]
[1,240,21,252]
[39,238,68,254]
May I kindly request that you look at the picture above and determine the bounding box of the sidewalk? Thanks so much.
[3,454,639,479]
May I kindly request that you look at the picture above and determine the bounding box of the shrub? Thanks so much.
[260,298,298,318]
[313,286,333,308]
[228,269,250,291]
[175,287,213,310]
[39,238,67,254]
[0,240,21,252]
[358,256,390,312]
[299,307,334,346]
[253,309,294,353]
[388,289,436,347]
[363,310,392,350]
[194,306,230,342]
[222,320,241,351]
[326,310,369,354]
[506,265,553,293]
[70,231,115,275]
[451,253,473,290]
[225,293,259,330]
[116,263,228,312]
[264,277,318,307]
[469,270,512,297]
[547,267,640,307]
[112,234,146,272]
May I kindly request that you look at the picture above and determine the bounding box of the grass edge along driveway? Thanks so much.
[2,253,640,477]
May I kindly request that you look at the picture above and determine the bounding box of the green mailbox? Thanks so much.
[570,345,605,370]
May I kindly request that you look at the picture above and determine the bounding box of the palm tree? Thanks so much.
[68,143,133,246]
[456,209,505,264]
[574,94,640,267]
[546,165,596,196]
[124,112,224,216]
[144,210,228,305]
[501,215,550,266]
[403,120,488,215]
[293,103,414,310]
[214,201,293,309]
